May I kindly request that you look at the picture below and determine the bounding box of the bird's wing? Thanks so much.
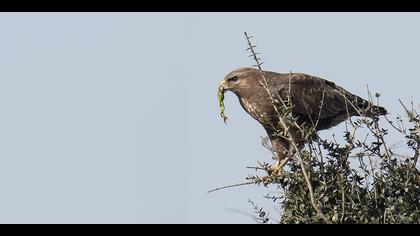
[272,73,364,120]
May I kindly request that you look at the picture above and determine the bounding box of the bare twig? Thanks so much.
[340,186,346,223]
[207,181,256,194]
[399,99,420,164]
[384,115,406,134]
[244,31,332,224]
[367,88,391,159]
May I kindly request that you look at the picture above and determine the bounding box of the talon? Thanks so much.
[272,165,284,176]
[269,157,290,176]
[259,176,273,185]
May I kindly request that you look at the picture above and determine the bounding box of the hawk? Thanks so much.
[219,67,387,171]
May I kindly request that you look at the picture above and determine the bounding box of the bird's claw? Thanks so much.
[258,162,286,185]
[259,175,274,185]
[271,165,284,176]
[268,159,286,176]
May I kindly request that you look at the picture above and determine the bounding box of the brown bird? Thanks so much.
[219,67,387,172]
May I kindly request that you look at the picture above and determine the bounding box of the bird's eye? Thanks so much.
[228,76,239,82]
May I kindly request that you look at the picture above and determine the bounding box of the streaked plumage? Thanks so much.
[220,67,387,162]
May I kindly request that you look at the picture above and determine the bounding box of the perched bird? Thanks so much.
[219,67,387,172]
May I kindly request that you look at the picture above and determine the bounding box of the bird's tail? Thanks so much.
[364,105,388,117]
[354,98,388,117]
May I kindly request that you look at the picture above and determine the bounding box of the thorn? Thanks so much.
[244,32,253,38]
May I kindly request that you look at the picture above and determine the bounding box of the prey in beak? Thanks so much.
[218,80,228,124]
[218,67,251,124]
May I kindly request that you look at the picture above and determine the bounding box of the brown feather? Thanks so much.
[222,67,387,160]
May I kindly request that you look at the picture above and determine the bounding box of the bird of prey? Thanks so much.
[219,67,387,172]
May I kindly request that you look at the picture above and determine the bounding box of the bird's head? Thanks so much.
[219,67,257,95]
[217,67,258,123]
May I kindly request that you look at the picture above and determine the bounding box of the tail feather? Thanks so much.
[366,105,388,117]
[356,99,387,117]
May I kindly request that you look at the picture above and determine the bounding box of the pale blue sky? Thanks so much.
[0,13,419,223]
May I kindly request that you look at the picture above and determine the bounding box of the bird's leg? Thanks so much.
[260,155,290,185]
[268,138,290,175]
[268,132,306,175]
[271,157,290,174]
[269,156,291,178]
[258,137,290,185]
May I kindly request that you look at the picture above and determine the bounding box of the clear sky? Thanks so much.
[0,13,419,224]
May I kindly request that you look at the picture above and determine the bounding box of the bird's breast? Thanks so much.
[239,98,271,124]
[240,98,259,114]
